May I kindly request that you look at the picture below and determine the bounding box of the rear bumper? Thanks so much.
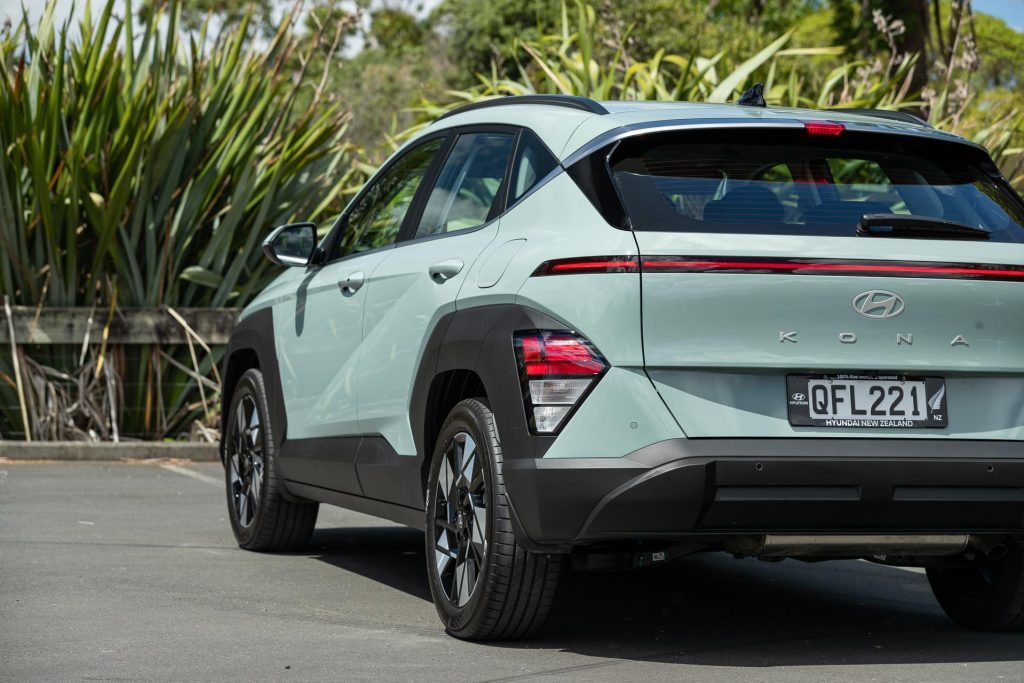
[502,439,1024,546]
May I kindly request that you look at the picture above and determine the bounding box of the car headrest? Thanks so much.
[703,185,784,224]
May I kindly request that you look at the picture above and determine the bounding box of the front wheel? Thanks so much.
[425,398,561,640]
[927,540,1024,632]
[224,368,318,551]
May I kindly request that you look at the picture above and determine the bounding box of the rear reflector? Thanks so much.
[514,331,608,434]
[804,120,845,136]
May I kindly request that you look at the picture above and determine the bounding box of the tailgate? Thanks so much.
[612,126,1024,439]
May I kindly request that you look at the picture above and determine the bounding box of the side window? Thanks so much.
[414,132,515,239]
[509,131,559,204]
[335,138,443,258]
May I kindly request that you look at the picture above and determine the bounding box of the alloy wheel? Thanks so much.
[228,394,264,528]
[432,431,489,607]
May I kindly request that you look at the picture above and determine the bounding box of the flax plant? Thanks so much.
[0,0,356,437]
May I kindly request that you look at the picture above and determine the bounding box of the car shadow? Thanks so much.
[306,526,1024,666]
[309,526,432,601]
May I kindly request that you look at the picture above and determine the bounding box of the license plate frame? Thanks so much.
[786,374,948,428]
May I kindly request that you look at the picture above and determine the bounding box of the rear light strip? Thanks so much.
[531,255,640,275]
[532,256,1024,282]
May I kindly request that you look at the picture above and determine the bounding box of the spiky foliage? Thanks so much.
[412,0,1022,188]
[0,0,357,437]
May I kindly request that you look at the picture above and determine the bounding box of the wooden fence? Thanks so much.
[0,307,238,345]
[0,305,239,442]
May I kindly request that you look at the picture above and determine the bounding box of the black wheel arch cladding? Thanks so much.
[220,307,285,463]
[222,302,576,524]
[411,304,569,468]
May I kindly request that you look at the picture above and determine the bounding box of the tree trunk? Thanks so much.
[881,0,932,94]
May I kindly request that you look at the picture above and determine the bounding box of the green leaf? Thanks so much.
[707,30,794,103]
[179,266,223,289]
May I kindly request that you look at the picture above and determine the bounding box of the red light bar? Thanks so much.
[532,256,639,276]
[532,255,1024,281]
[639,256,1024,281]
[804,120,845,136]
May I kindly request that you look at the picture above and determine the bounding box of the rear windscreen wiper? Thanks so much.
[857,213,991,240]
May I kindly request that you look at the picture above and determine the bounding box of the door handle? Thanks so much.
[338,271,365,295]
[428,259,464,283]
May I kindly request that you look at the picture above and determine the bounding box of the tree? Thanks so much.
[369,7,427,49]
[316,6,447,157]
[430,0,560,79]
[432,0,831,87]
[972,10,1024,89]
[831,0,931,92]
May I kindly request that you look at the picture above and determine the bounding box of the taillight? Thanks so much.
[513,331,608,434]
[532,256,638,276]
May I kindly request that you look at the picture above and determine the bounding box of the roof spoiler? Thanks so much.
[827,108,932,128]
[437,95,609,121]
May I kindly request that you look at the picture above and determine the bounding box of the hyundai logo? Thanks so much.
[852,290,905,319]
[791,392,806,401]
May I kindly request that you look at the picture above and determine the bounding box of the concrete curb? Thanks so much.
[0,442,220,461]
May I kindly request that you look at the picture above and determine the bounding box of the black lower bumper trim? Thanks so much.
[502,438,1024,544]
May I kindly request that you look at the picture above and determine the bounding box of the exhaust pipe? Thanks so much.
[727,534,970,558]
[968,535,1008,561]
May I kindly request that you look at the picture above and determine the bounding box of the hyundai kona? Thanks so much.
[220,94,1024,640]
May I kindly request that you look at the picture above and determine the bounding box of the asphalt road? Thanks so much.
[1,462,1022,682]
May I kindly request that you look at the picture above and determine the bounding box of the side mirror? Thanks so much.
[262,222,317,267]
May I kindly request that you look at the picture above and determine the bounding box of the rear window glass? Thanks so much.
[609,129,1024,242]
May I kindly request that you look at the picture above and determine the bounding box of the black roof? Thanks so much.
[435,95,933,130]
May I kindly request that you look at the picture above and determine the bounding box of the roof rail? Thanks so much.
[437,95,609,121]
[828,108,931,128]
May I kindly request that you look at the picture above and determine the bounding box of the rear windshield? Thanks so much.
[609,129,1024,242]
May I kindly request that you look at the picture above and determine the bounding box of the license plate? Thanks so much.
[787,374,947,428]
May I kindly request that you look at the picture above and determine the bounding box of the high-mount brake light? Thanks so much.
[804,120,845,136]
[513,331,609,434]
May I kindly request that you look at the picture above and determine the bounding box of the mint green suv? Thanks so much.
[219,94,1024,640]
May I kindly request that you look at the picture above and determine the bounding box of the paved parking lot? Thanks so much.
[1,461,1022,681]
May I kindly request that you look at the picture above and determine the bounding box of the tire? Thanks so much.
[424,398,562,640]
[927,539,1024,632]
[224,368,318,551]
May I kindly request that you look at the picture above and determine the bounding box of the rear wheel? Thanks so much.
[927,540,1024,632]
[425,398,561,640]
[225,368,318,551]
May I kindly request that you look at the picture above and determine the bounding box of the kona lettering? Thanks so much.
[778,331,970,346]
